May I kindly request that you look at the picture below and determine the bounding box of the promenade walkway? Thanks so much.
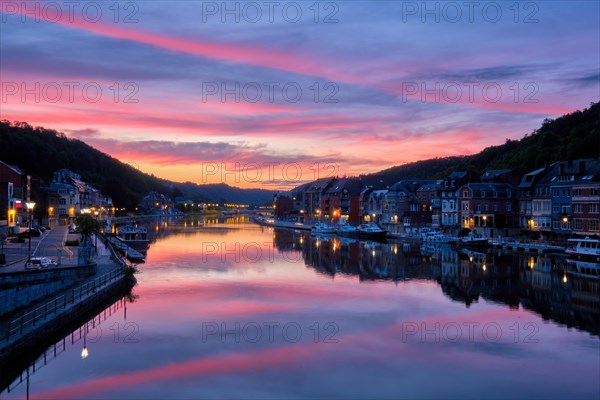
[0,230,129,344]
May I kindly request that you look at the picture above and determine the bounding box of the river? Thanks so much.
[2,217,599,399]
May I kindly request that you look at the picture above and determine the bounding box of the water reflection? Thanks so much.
[2,222,598,399]
[273,229,600,336]
[126,215,254,245]
[1,291,136,396]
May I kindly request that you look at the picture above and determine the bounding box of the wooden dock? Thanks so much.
[489,239,565,254]
[106,237,145,262]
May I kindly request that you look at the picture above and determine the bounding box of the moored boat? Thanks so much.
[565,237,600,262]
[421,230,454,244]
[116,225,149,251]
[311,222,336,235]
[357,223,387,240]
[458,232,490,247]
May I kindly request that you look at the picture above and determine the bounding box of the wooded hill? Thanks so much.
[361,102,600,187]
[1,102,597,206]
[0,121,276,208]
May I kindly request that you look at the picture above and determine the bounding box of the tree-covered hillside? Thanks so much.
[362,102,600,186]
[0,121,275,207]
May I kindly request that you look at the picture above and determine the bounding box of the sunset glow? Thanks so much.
[1,1,598,187]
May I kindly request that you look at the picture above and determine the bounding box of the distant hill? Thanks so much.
[2,102,598,205]
[362,102,600,187]
[0,121,276,207]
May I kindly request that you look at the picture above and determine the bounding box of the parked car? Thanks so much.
[18,228,41,238]
[25,257,57,270]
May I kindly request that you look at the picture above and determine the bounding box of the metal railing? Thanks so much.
[4,267,126,342]
[4,296,127,395]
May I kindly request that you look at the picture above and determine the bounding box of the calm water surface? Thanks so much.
[3,218,599,399]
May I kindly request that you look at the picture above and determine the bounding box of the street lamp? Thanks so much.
[94,210,99,254]
[25,202,35,263]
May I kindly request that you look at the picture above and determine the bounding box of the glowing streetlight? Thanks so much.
[81,345,89,360]
[25,202,35,263]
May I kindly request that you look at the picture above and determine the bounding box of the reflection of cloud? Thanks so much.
[33,340,326,399]
[32,304,594,399]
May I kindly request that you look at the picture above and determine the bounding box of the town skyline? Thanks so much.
[2,1,599,188]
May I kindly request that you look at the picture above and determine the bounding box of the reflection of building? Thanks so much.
[568,264,600,325]
[271,230,599,336]
[276,231,439,282]
[519,255,599,335]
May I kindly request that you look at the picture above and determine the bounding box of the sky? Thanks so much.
[1,0,599,188]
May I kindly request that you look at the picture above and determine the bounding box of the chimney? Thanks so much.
[579,160,586,175]
[558,163,564,175]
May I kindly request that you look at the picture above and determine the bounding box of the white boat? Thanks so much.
[116,225,149,251]
[357,224,387,240]
[421,231,453,243]
[458,232,489,247]
[311,222,336,235]
[565,237,600,262]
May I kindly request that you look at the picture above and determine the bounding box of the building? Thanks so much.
[569,160,600,236]
[304,178,335,223]
[416,181,442,228]
[49,169,113,224]
[273,191,293,220]
[440,171,471,230]
[459,182,517,238]
[546,159,600,236]
[0,160,31,233]
[517,167,548,233]
[321,178,362,224]
[362,188,388,224]
[140,191,175,215]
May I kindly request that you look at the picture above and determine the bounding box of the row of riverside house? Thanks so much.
[273,158,600,239]
[0,162,113,234]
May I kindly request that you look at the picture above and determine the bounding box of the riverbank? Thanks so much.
[0,231,136,361]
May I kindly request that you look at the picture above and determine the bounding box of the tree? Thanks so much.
[74,215,101,245]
